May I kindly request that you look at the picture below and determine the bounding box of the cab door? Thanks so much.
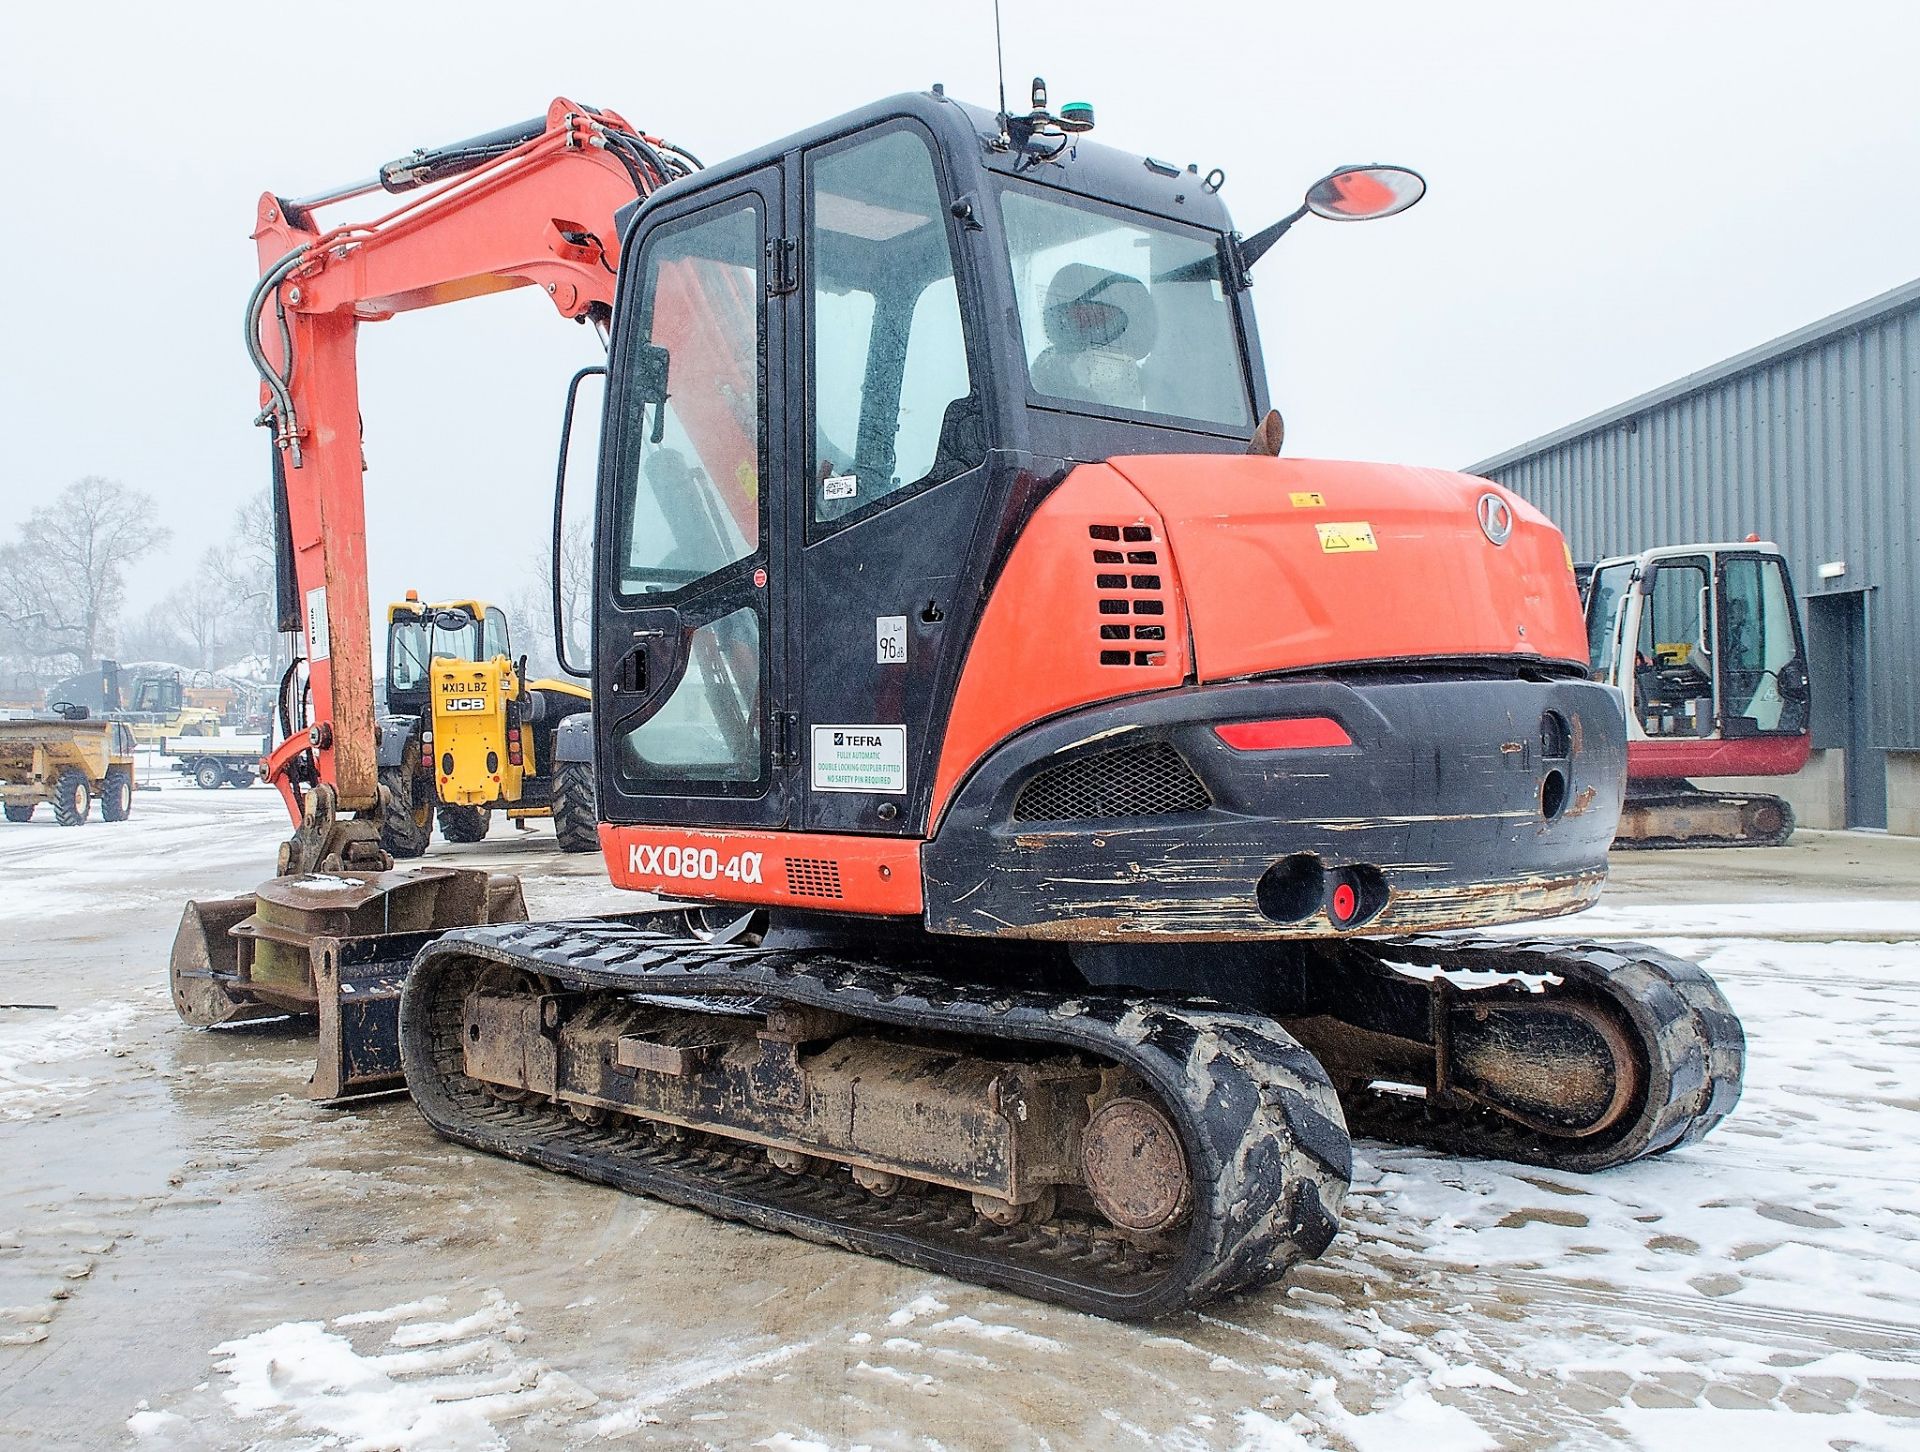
[594,167,790,828]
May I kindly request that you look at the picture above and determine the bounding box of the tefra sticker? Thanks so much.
[823,474,858,501]
[1315,522,1378,553]
[812,725,906,794]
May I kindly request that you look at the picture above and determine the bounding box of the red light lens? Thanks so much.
[1213,717,1352,751]
[1330,882,1358,922]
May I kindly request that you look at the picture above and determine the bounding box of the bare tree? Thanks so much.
[162,551,233,669]
[206,490,278,659]
[0,477,168,671]
[535,520,593,674]
[509,523,592,682]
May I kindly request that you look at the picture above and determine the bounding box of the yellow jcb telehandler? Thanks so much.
[376,594,595,855]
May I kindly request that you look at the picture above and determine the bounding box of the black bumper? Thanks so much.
[922,674,1626,940]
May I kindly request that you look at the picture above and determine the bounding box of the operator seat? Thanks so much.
[1030,263,1158,412]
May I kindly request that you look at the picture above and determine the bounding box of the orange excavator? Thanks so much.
[171,84,1743,1318]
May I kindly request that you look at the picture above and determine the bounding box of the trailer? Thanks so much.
[0,713,137,825]
[166,737,266,790]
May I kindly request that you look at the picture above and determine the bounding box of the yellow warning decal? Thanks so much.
[1289,491,1326,508]
[1315,521,1378,553]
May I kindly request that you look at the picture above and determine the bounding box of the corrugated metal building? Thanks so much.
[1469,278,1920,834]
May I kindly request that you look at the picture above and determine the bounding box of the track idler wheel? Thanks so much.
[1299,934,1745,1173]
[1442,992,1641,1139]
[1081,1096,1193,1234]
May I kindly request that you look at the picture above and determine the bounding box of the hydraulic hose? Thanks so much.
[245,246,311,466]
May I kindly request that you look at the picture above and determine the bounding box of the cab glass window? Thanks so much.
[1000,187,1250,429]
[615,200,763,596]
[389,619,430,691]
[1634,558,1714,736]
[1584,562,1632,682]
[618,607,761,783]
[1719,556,1807,734]
[810,126,977,528]
[483,607,511,660]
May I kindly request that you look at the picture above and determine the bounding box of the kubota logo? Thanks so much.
[1476,492,1514,546]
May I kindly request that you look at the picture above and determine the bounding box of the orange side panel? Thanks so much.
[600,824,923,916]
[1106,456,1589,682]
[927,465,1191,827]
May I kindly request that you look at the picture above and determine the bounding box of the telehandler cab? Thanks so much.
[171,83,1743,1318]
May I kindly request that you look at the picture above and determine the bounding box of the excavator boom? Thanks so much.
[172,100,694,1094]
[246,98,685,829]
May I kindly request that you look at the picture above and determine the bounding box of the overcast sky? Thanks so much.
[3,1,1915,633]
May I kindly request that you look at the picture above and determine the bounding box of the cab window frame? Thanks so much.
[606,192,770,607]
[802,116,986,545]
[992,176,1258,439]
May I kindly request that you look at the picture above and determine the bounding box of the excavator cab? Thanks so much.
[1584,542,1811,844]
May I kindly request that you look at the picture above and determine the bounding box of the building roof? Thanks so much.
[1467,275,1920,476]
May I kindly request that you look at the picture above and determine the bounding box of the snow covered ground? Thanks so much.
[0,789,1915,1450]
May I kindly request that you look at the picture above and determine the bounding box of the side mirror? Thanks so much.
[1303,165,1427,222]
[551,365,607,680]
[1238,162,1427,269]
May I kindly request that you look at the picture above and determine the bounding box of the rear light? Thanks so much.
[1213,717,1352,751]
[506,727,523,767]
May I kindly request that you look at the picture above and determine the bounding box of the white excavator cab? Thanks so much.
[1583,543,1812,845]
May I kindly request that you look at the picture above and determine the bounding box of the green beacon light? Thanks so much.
[1058,100,1095,133]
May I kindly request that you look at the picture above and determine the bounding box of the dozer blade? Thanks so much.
[170,867,528,1104]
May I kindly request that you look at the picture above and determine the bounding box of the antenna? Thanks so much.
[993,0,1010,135]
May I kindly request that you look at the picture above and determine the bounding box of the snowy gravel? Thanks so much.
[0,787,1916,1449]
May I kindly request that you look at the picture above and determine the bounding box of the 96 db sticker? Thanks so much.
[628,843,765,884]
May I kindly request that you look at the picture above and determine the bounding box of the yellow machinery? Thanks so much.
[378,594,594,855]
[0,709,137,825]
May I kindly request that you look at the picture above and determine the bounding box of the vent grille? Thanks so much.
[1088,524,1170,667]
[1012,741,1211,823]
[785,857,844,899]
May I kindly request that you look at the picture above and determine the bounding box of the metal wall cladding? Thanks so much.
[1469,279,1920,752]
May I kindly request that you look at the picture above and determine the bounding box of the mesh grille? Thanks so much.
[785,858,844,899]
[1012,741,1211,823]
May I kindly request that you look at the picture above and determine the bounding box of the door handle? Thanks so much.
[612,648,650,696]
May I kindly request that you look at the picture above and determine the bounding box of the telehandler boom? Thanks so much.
[174,84,1744,1318]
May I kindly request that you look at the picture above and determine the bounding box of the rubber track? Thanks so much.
[400,921,1352,1320]
[1615,789,1796,850]
[1327,934,1745,1172]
